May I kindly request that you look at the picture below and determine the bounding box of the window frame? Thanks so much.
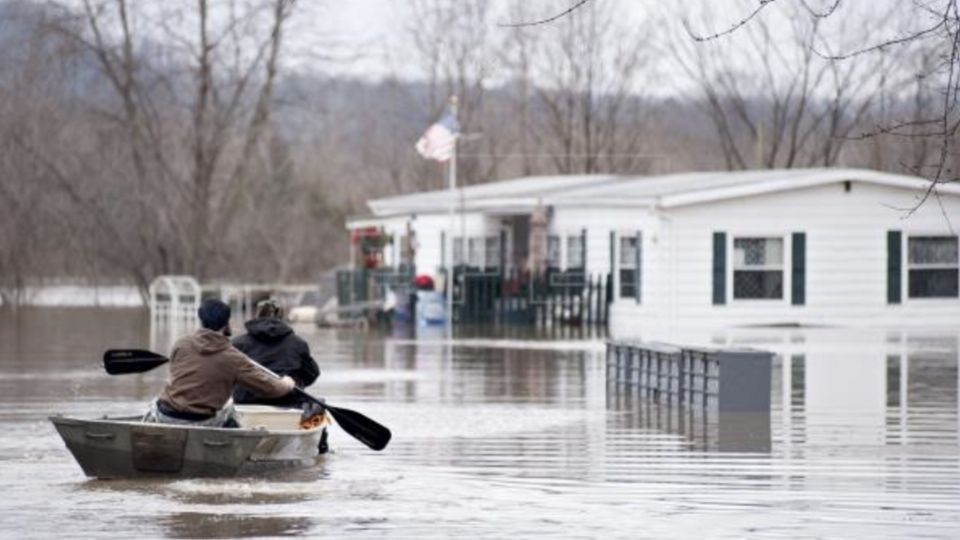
[484,235,502,271]
[904,233,959,300]
[617,233,639,300]
[467,237,483,268]
[566,233,586,271]
[452,236,465,266]
[546,234,561,270]
[728,234,791,303]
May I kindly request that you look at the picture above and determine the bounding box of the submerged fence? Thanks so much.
[606,340,773,451]
[606,341,772,412]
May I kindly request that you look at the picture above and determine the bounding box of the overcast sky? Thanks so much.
[293,0,652,80]
[289,0,920,91]
[293,0,414,79]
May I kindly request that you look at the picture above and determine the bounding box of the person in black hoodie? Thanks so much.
[232,299,320,408]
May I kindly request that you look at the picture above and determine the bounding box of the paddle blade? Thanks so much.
[104,349,169,375]
[326,405,392,451]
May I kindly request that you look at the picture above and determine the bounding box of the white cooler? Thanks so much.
[234,405,302,430]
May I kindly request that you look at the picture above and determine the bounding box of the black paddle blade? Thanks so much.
[326,405,392,451]
[294,388,392,451]
[104,349,169,375]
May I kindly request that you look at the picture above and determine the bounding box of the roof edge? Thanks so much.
[660,170,960,208]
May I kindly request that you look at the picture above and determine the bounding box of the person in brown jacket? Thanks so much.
[144,298,296,427]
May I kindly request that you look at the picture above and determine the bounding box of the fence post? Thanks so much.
[561,278,569,328]
[497,271,504,325]
[598,275,605,326]
[548,274,556,328]
[596,275,603,327]
[586,275,594,327]
[604,274,612,326]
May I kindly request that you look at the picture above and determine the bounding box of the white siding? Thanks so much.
[409,212,495,276]
[551,207,658,276]
[611,182,960,338]
[410,214,446,275]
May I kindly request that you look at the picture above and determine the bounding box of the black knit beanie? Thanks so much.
[198,298,231,330]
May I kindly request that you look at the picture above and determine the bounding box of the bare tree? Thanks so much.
[907,48,940,172]
[681,0,958,209]
[512,0,958,197]
[0,1,106,303]
[498,1,544,176]
[672,1,900,170]
[531,1,652,174]
[36,0,298,288]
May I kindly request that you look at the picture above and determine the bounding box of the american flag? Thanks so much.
[415,109,459,162]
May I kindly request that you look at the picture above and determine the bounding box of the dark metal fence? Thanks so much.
[453,267,612,328]
[333,265,613,329]
[606,341,772,413]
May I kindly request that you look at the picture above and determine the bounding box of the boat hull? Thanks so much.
[50,415,326,479]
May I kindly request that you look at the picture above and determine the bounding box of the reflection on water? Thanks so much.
[608,390,772,453]
[160,512,312,539]
[0,308,958,538]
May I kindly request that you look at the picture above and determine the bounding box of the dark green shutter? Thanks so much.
[499,230,507,274]
[791,232,806,305]
[609,231,615,283]
[713,232,726,305]
[635,231,643,304]
[887,230,902,304]
[581,228,587,270]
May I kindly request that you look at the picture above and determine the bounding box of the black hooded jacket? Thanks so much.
[231,317,320,407]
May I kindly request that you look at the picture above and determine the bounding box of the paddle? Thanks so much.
[103,349,391,451]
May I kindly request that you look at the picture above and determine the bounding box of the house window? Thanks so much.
[452,236,464,266]
[733,237,784,299]
[485,236,501,269]
[467,237,483,267]
[547,235,561,270]
[619,236,637,298]
[908,235,959,298]
[567,235,585,269]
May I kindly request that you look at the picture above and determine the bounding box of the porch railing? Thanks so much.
[453,267,612,328]
[332,266,613,329]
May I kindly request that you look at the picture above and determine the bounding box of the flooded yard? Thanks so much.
[1,308,958,538]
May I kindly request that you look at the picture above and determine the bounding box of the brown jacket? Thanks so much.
[159,329,291,415]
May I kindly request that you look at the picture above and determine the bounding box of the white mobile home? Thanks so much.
[347,168,960,333]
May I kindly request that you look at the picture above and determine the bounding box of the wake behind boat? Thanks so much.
[50,406,330,479]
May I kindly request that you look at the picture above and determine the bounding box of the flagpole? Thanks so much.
[445,96,458,337]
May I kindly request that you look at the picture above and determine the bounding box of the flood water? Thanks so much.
[1,308,958,539]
